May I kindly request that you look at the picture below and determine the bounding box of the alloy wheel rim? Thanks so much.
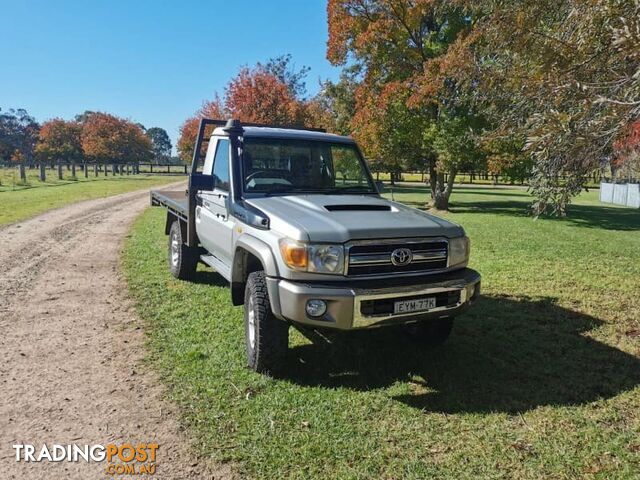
[248,296,256,350]
[171,233,179,266]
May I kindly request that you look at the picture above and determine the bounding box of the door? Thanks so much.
[196,138,234,267]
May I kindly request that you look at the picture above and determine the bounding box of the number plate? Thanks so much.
[394,297,436,314]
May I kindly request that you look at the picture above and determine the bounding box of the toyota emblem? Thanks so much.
[390,248,413,266]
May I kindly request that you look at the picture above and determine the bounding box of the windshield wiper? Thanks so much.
[262,186,323,196]
[254,185,375,196]
[261,185,294,196]
[321,185,375,194]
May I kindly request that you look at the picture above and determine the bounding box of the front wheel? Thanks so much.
[405,318,454,346]
[244,271,289,373]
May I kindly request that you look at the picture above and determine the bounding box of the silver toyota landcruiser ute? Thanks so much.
[151,119,481,373]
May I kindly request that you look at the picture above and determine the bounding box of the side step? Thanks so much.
[200,254,232,281]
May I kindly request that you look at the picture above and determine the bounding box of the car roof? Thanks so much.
[212,126,355,144]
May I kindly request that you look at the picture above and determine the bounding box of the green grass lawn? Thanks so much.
[122,186,640,479]
[0,173,183,226]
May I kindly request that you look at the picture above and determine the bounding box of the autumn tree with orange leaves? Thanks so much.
[35,119,83,163]
[327,0,485,209]
[81,112,153,164]
[177,57,319,163]
[177,97,225,163]
[226,67,306,125]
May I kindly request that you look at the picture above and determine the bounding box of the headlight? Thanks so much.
[308,244,344,274]
[449,236,470,267]
[279,239,344,274]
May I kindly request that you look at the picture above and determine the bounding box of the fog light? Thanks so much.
[467,282,480,301]
[305,299,327,318]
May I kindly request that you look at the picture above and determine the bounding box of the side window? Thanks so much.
[202,137,218,174]
[212,139,230,191]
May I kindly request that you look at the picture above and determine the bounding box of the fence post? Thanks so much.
[71,162,76,178]
[150,164,153,173]
[167,165,170,174]
[94,163,98,177]
[39,163,46,181]
[57,161,63,180]
[126,163,130,175]
[184,164,187,175]
[120,163,124,176]
[19,163,26,182]
[111,163,116,176]
[83,163,89,178]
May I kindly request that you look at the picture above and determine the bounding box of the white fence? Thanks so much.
[600,182,640,208]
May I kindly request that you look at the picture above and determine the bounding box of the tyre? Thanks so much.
[168,220,199,280]
[405,317,454,346]
[244,271,289,373]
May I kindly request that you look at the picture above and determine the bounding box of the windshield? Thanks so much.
[241,138,375,195]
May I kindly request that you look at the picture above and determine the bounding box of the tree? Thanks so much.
[0,108,39,165]
[177,97,225,163]
[352,81,433,184]
[225,67,306,125]
[81,112,153,164]
[35,119,83,163]
[145,127,172,163]
[423,0,640,215]
[74,110,98,124]
[258,54,311,98]
[177,60,318,163]
[327,0,480,209]
[482,133,532,185]
[310,67,359,135]
[612,119,640,180]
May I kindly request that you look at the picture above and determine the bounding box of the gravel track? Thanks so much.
[0,185,231,479]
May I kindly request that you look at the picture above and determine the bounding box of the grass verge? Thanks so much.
[0,175,182,226]
[123,186,640,479]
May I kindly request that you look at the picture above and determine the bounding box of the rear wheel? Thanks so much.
[168,220,198,280]
[244,271,289,373]
[405,318,454,346]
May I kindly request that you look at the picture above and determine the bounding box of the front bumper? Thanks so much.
[266,268,481,330]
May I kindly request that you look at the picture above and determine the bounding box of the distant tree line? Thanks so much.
[0,109,174,166]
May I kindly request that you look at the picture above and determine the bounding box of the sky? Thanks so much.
[0,0,341,151]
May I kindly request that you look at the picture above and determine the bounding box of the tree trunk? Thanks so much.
[429,165,457,210]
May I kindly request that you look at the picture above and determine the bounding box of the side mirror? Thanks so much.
[190,173,215,191]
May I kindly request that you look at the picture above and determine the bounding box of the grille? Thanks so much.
[360,290,460,316]
[347,239,448,276]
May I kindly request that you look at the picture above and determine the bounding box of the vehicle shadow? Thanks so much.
[399,197,640,231]
[388,185,531,198]
[453,201,640,231]
[282,295,640,414]
[190,268,228,287]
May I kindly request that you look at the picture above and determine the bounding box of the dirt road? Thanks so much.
[0,186,230,479]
